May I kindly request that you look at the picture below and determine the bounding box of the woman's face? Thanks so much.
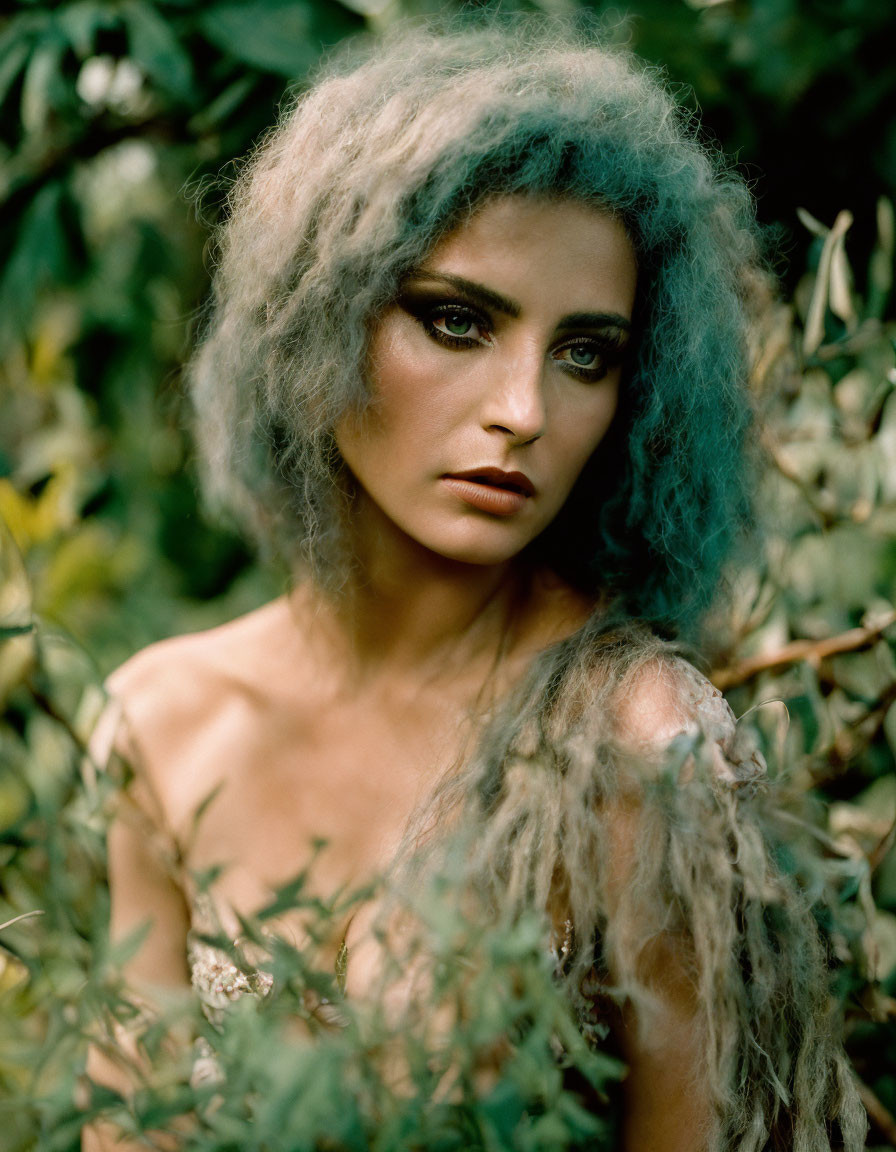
[336,195,638,569]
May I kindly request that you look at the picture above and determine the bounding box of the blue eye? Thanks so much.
[569,347,597,367]
[554,343,606,378]
[552,333,629,381]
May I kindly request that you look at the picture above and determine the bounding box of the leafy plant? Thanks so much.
[1,0,896,1147]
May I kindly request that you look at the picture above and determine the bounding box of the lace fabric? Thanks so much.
[673,660,766,791]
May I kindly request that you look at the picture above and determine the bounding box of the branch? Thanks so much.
[869,814,896,875]
[0,910,44,933]
[27,678,89,754]
[711,612,896,690]
[760,430,839,529]
[2,111,193,215]
[814,317,890,361]
[856,1076,896,1148]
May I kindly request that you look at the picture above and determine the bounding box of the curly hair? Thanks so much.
[189,17,761,633]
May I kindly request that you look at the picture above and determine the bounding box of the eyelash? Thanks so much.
[411,300,625,383]
[422,305,490,348]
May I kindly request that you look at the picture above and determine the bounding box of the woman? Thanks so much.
[87,19,866,1152]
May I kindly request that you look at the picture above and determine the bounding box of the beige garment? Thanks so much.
[671,660,766,790]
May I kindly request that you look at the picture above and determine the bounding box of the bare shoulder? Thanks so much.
[611,652,765,789]
[98,596,302,808]
[109,594,299,683]
[107,595,296,706]
[612,654,720,744]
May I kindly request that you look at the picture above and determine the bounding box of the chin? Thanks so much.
[441,546,522,567]
[415,527,533,568]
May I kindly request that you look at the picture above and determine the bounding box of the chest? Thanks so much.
[165,685,474,919]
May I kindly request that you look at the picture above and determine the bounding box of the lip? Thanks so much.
[441,467,536,517]
[444,467,536,497]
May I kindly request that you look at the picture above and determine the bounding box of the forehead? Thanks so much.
[422,194,638,318]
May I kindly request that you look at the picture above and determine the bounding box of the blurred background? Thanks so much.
[1,0,895,1147]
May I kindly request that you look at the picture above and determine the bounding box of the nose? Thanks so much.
[480,347,546,446]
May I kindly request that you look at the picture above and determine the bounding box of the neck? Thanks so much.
[303,500,532,689]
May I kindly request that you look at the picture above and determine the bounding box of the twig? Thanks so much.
[761,433,838,528]
[868,995,896,1021]
[0,910,43,933]
[711,612,896,690]
[869,815,896,874]
[26,680,89,754]
[856,1076,896,1148]
[773,809,865,860]
[814,317,890,361]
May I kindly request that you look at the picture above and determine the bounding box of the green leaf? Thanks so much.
[56,1,119,58]
[884,701,896,761]
[0,181,68,344]
[197,0,359,79]
[479,1079,526,1142]
[20,32,67,136]
[0,36,30,113]
[123,0,194,102]
[187,72,256,134]
[0,10,49,70]
[0,623,34,640]
[828,645,896,704]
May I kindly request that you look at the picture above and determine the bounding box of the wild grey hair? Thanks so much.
[190,18,759,629]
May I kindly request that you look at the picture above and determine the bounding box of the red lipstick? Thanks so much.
[442,467,536,516]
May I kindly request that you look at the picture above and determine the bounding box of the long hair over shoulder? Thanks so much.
[186,22,868,1148]
[189,17,762,635]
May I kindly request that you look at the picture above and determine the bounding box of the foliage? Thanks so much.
[705,201,896,1148]
[578,0,896,264]
[1,0,894,659]
[0,606,626,1150]
[1,0,895,1148]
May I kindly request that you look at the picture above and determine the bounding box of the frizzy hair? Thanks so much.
[190,18,761,632]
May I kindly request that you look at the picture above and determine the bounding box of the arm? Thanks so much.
[600,657,864,1151]
[602,799,716,1152]
[616,946,715,1152]
[600,657,756,1152]
[101,769,192,992]
[83,681,193,1152]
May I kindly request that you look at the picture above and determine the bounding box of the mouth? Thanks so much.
[440,467,536,518]
[444,467,536,497]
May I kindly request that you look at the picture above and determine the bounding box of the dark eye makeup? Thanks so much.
[550,332,629,380]
[396,289,489,349]
[396,284,631,382]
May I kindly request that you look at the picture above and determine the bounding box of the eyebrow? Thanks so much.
[405,270,632,333]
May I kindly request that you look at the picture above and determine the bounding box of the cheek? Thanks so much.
[560,380,620,473]
[337,333,448,475]
[364,324,478,447]
[364,322,443,434]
